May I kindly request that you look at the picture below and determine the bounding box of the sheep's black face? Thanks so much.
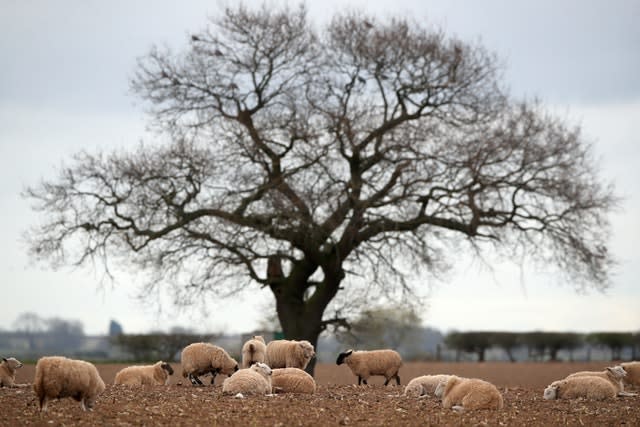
[162,363,174,375]
[336,350,352,365]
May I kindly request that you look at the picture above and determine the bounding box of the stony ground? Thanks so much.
[1,362,638,426]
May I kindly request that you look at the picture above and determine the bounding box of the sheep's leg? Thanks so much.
[39,396,48,412]
[357,376,362,385]
[384,377,390,386]
[188,374,204,386]
[395,374,401,386]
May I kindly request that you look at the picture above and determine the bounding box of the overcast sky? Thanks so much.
[1,0,638,336]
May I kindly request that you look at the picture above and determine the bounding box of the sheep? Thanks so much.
[181,342,239,386]
[434,375,504,411]
[242,335,267,369]
[271,367,316,394]
[265,340,315,370]
[222,362,272,396]
[543,376,617,401]
[0,357,24,387]
[114,361,174,386]
[336,349,402,386]
[404,374,453,398]
[621,361,640,388]
[566,365,636,396]
[33,356,106,412]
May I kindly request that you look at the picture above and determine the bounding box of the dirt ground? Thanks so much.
[2,361,638,426]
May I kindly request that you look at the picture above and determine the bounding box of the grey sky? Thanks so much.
[1,1,638,335]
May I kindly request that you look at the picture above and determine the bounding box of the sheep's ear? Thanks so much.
[2,357,6,363]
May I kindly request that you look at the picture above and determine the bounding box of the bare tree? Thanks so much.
[24,4,617,372]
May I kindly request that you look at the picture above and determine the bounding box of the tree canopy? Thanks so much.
[25,4,617,363]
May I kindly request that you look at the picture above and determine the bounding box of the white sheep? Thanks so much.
[434,375,504,411]
[271,367,316,394]
[566,365,636,396]
[265,340,315,370]
[33,356,106,412]
[222,362,272,396]
[0,357,25,387]
[114,360,174,386]
[181,342,239,386]
[336,349,402,386]
[621,361,640,388]
[242,335,267,369]
[404,374,452,398]
[543,376,617,401]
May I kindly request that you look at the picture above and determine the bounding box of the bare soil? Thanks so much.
[1,361,638,426]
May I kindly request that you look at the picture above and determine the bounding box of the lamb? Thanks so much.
[242,335,267,369]
[0,357,24,387]
[566,365,636,396]
[33,356,106,412]
[265,339,315,370]
[434,375,504,411]
[222,362,272,396]
[404,374,453,398]
[543,376,617,401]
[336,349,402,385]
[271,367,316,394]
[621,361,640,387]
[181,342,239,386]
[114,361,174,386]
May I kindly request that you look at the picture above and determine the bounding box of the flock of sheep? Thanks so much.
[1,337,639,414]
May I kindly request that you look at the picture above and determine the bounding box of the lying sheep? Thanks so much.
[271,367,316,394]
[181,342,239,386]
[242,335,267,369]
[543,376,617,401]
[0,357,24,387]
[222,362,272,396]
[33,356,106,412]
[404,374,453,398]
[266,340,315,370]
[114,361,174,386]
[566,365,636,396]
[336,349,402,385]
[434,376,504,411]
[621,361,640,387]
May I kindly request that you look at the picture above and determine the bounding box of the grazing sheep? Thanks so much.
[242,335,267,369]
[336,349,402,386]
[114,361,174,386]
[222,362,272,396]
[0,357,24,387]
[434,376,504,411]
[543,376,617,401]
[567,365,636,396]
[271,367,316,394]
[33,356,106,412]
[621,361,640,387]
[181,342,239,386]
[266,340,315,370]
[404,374,453,398]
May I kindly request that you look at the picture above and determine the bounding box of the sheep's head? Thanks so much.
[606,365,627,380]
[299,341,315,360]
[403,382,423,398]
[160,362,174,375]
[434,379,448,399]
[543,383,559,400]
[2,357,23,371]
[336,350,353,365]
[252,362,272,378]
[253,335,265,344]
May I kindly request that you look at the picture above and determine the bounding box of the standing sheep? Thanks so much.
[114,361,174,386]
[242,335,267,369]
[266,340,315,370]
[222,362,272,396]
[336,349,402,386]
[0,357,25,387]
[33,356,106,412]
[181,342,239,386]
[434,376,504,411]
[543,376,617,401]
[404,374,452,398]
[621,361,640,387]
[271,367,316,394]
[566,365,636,396]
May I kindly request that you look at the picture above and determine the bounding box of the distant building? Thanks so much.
[109,320,123,336]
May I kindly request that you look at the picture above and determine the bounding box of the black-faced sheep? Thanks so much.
[566,365,636,396]
[33,356,106,412]
[181,342,239,386]
[114,361,174,386]
[336,349,402,385]
[621,361,640,388]
[404,374,453,398]
[242,335,267,369]
[434,376,504,411]
[271,367,316,394]
[543,376,617,401]
[0,357,24,387]
[222,362,272,396]
[266,340,315,370]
